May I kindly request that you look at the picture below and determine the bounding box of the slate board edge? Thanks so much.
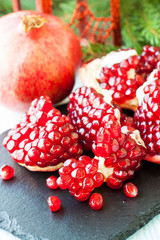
[1,126,159,240]
[110,202,160,240]
[0,211,49,240]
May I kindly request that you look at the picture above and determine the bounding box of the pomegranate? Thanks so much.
[0,11,81,111]
[3,96,83,171]
[79,46,160,111]
[134,63,160,163]
[67,87,146,189]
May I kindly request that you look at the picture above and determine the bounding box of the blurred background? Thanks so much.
[0,0,160,55]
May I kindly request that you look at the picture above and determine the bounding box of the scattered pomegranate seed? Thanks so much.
[123,182,138,198]
[47,196,61,212]
[89,193,104,210]
[46,176,58,190]
[0,165,14,180]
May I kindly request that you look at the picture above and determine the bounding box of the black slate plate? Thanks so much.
[0,105,160,240]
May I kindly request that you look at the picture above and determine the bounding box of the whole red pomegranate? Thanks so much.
[0,11,81,111]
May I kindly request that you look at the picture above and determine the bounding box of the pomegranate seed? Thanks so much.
[57,175,72,189]
[123,182,138,198]
[0,165,14,180]
[46,176,58,189]
[47,196,61,212]
[89,193,104,210]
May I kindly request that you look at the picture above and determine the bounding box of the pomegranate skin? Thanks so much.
[0,11,81,111]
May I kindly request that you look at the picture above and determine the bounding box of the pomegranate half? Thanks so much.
[0,11,81,111]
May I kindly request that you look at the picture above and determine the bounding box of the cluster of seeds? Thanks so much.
[3,96,83,168]
[68,87,120,150]
[97,55,143,104]
[137,45,160,79]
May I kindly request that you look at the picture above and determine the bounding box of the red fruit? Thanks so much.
[68,87,120,150]
[79,46,160,111]
[0,11,81,111]
[79,49,142,111]
[3,96,83,171]
[58,156,104,201]
[46,176,58,190]
[0,165,14,180]
[89,193,104,210]
[68,87,146,189]
[123,182,138,198]
[47,196,61,212]
[134,68,160,163]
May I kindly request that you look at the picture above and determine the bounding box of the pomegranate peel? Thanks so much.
[0,11,81,111]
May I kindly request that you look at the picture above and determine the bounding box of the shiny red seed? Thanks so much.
[123,182,138,198]
[74,189,91,201]
[59,166,72,176]
[89,193,104,210]
[46,176,58,190]
[0,165,14,180]
[85,164,97,176]
[83,177,95,191]
[47,196,61,212]
[106,175,122,189]
[93,172,104,187]
[56,175,72,189]
[71,168,86,179]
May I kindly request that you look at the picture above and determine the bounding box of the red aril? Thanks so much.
[0,165,14,180]
[46,176,58,190]
[123,182,138,198]
[47,196,61,212]
[89,193,104,210]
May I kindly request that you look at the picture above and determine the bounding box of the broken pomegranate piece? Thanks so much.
[3,96,83,171]
[134,64,160,163]
[68,86,120,150]
[68,86,146,189]
[79,49,143,111]
[137,45,160,80]
[79,46,160,111]
[57,156,104,201]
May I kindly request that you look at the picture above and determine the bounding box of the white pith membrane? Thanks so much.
[94,126,146,181]
[18,162,64,172]
[136,68,160,163]
[79,49,139,111]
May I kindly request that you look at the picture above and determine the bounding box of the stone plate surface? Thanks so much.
[0,105,160,240]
